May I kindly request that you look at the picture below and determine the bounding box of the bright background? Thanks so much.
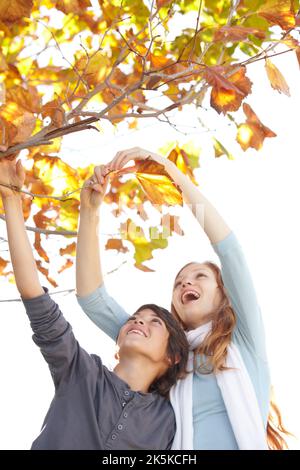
[0,19,299,449]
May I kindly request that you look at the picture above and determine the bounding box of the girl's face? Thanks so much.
[117,309,171,374]
[172,263,222,330]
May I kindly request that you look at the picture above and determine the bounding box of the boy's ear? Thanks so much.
[114,351,119,361]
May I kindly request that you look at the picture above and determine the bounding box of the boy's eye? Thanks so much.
[152,318,162,324]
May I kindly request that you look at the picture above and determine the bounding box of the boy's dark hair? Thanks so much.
[134,303,189,398]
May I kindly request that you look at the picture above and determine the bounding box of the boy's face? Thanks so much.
[117,309,170,374]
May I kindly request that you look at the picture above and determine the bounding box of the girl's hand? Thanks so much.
[80,164,110,210]
[0,158,25,199]
[107,147,173,172]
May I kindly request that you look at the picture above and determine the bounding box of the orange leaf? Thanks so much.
[258,0,295,30]
[150,53,173,69]
[0,0,33,24]
[34,233,50,263]
[60,242,76,256]
[296,47,300,69]
[6,86,41,113]
[265,59,290,96]
[58,259,73,274]
[236,103,277,151]
[206,66,252,114]
[105,239,129,253]
[36,260,58,288]
[214,26,265,42]
[0,257,9,275]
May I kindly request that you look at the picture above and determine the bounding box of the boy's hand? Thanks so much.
[0,158,25,199]
[80,164,110,210]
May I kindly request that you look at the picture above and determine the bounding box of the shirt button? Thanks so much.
[123,412,128,418]
[117,424,123,430]
[124,391,130,396]
[111,434,117,440]
[122,402,126,407]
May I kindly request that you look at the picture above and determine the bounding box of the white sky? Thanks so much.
[0,21,300,449]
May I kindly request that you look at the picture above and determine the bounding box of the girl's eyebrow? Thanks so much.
[175,268,209,282]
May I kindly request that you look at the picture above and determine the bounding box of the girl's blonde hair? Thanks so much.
[171,261,290,450]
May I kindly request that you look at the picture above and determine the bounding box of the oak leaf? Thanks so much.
[236,103,276,151]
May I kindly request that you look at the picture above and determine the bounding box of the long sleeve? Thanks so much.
[23,287,99,389]
[212,232,267,360]
[76,284,129,341]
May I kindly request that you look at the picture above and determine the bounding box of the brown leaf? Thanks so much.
[214,26,265,42]
[296,47,300,69]
[236,103,277,151]
[105,239,129,253]
[42,99,66,128]
[265,59,290,96]
[55,0,91,15]
[258,0,295,30]
[206,66,252,114]
[0,0,33,24]
[156,0,172,9]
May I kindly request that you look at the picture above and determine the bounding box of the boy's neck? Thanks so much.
[113,359,159,394]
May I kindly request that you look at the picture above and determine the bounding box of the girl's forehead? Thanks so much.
[175,263,210,280]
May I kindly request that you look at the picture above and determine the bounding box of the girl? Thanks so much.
[76,147,288,450]
[0,157,188,450]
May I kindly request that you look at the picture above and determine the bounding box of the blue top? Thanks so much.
[76,232,271,450]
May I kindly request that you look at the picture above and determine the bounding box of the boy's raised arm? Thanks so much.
[0,159,44,299]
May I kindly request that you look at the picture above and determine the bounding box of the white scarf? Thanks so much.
[170,321,268,450]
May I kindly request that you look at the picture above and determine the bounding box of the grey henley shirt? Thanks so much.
[22,288,175,450]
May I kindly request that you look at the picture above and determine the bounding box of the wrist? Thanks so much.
[1,193,22,206]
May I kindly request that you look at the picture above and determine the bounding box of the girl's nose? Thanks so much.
[182,280,192,287]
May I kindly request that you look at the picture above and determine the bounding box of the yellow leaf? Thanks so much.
[265,59,290,96]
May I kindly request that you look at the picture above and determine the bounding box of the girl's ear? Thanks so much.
[166,354,181,366]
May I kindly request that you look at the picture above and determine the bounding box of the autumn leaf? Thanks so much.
[120,219,168,271]
[214,26,265,42]
[0,257,9,275]
[60,242,76,256]
[212,138,234,160]
[42,99,66,128]
[296,47,300,69]
[0,0,33,24]
[206,66,252,114]
[113,160,183,207]
[156,0,173,11]
[34,233,50,263]
[58,259,73,274]
[36,260,58,288]
[258,0,295,30]
[236,103,277,151]
[105,239,129,253]
[6,86,41,113]
[265,59,290,96]
[55,0,91,15]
